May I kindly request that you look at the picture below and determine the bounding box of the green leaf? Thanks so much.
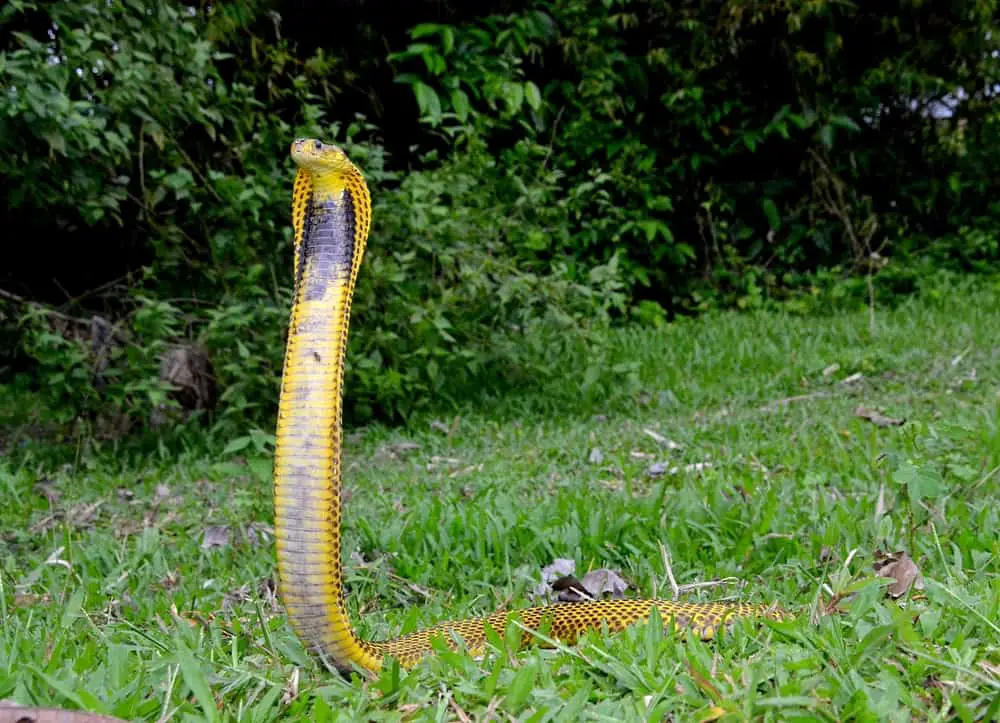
[40,131,66,155]
[59,585,85,630]
[762,198,781,229]
[450,88,470,121]
[223,435,252,455]
[501,81,524,113]
[892,461,945,509]
[820,124,834,148]
[441,26,455,54]
[175,638,220,723]
[504,661,538,710]
[524,81,542,110]
[413,82,442,123]
[410,23,440,39]
[830,114,860,132]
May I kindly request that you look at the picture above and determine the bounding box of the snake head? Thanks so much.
[290,138,353,175]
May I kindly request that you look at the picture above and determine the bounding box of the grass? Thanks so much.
[2,279,1000,721]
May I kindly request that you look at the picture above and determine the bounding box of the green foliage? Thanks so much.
[0,1,624,431]
[351,137,627,420]
[1,0,998,432]
[392,0,998,304]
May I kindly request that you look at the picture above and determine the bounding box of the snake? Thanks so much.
[272,138,788,676]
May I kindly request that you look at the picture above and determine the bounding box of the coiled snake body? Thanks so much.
[273,138,787,675]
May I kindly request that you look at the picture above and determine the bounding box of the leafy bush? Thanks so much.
[1,0,997,436]
[391,0,999,305]
[0,0,624,433]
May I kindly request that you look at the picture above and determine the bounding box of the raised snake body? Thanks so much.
[272,138,787,675]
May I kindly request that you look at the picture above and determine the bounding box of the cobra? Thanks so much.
[272,138,788,675]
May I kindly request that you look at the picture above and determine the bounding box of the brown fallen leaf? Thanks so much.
[33,479,61,504]
[873,549,924,598]
[578,568,629,599]
[550,575,594,601]
[758,392,830,412]
[529,558,577,602]
[200,525,230,549]
[448,464,482,478]
[430,416,460,436]
[0,703,128,723]
[13,592,51,608]
[157,571,180,590]
[374,441,421,460]
[978,660,1000,679]
[642,428,683,450]
[259,577,279,610]
[245,522,273,547]
[426,455,461,471]
[545,567,630,602]
[222,583,253,612]
[855,406,905,427]
[647,461,713,477]
[281,667,300,706]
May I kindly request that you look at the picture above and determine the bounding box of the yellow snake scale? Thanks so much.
[273,138,788,675]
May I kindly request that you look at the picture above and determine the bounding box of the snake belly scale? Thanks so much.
[272,138,787,675]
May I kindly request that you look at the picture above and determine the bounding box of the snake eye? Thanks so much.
[314,140,323,150]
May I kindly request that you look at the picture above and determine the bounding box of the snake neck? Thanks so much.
[273,175,379,674]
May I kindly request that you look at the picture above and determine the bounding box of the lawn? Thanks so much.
[2,280,999,721]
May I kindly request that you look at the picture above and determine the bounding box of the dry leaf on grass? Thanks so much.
[588,447,604,464]
[647,461,670,477]
[374,441,421,460]
[647,461,712,477]
[549,576,594,601]
[873,549,924,598]
[855,406,905,427]
[200,525,231,549]
[531,558,629,602]
[978,660,1000,679]
[13,592,51,607]
[33,479,61,504]
[642,428,683,450]
[541,558,576,582]
[200,523,272,551]
[281,668,300,706]
[157,571,180,590]
[0,703,129,723]
[578,568,629,599]
[551,569,629,602]
[245,522,273,547]
[426,455,461,471]
[529,558,576,601]
[221,583,253,612]
[430,417,460,435]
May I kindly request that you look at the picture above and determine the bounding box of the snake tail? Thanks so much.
[272,138,788,675]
